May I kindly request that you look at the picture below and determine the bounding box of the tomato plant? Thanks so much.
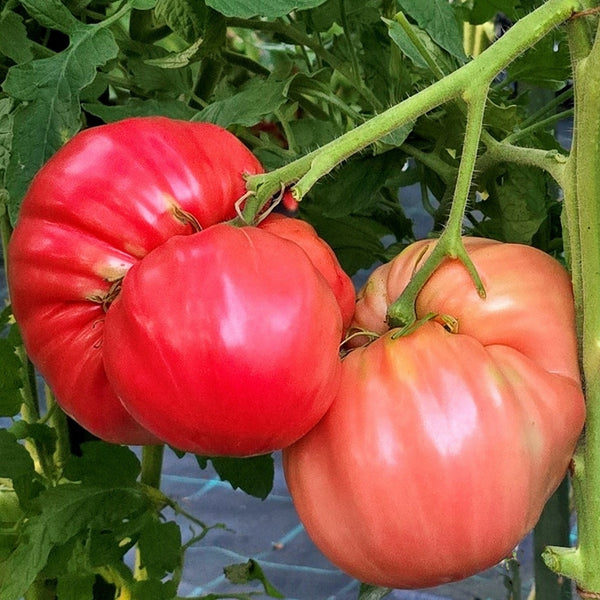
[283,238,586,588]
[2,1,600,599]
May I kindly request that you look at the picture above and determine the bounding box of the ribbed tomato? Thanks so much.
[8,117,346,450]
[102,223,343,456]
[283,237,585,588]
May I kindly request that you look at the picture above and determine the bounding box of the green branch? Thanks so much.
[386,85,489,329]
[241,0,581,224]
[544,12,600,595]
[478,141,568,187]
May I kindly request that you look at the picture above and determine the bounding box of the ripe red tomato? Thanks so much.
[8,117,347,452]
[258,213,355,330]
[7,117,263,444]
[102,223,343,456]
[283,238,585,588]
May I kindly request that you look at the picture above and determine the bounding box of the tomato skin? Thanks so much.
[283,238,585,588]
[350,238,581,380]
[102,223,343,456]
[258,213,355,331]
[7,117,263,444]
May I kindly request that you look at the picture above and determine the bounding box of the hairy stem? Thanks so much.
[135,445,165,580]
[544,12,600,595]
[386,85,488,328]
[241,0,580,223]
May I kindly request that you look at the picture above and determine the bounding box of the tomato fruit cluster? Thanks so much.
[7,117,353,455]
[8,116,586,589]
[283,237,586,588]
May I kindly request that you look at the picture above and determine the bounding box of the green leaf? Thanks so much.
[130,0,158,8]
[195,77,288,127]
[62,442,141,487]
[83,99,197,122]
[137,520,182,578]
[125,48,192,96]
[288,118,342,153]
[0,11,34,64]
[144,38,204,68]
[0,430,37,505]
[196,454,274,500]
[0,484,148,600]
[9,423,57,461]
[0,485,23,526]
[3,24,119,220]
[456,0,518,24]
[155,0,206,42]
[19,0,79,34]
[479,164,550,244]
[397,0,467,62]
[131,579,178,600]
[385,18,429,70]
[0,99,13,187]
[56,574,95,600]
[310,152,403,217]
[300,205,391,275]
[224,559,284,598]
[358,583,393,600]
[506,34,571,90]
[206,0,329,19]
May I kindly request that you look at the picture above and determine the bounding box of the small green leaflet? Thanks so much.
[155,0,205,43]
[0,339,21,418]
[196,454,274,500]
[480,164,549,244]
[195,77,288,127]
[397,0,467,62]
[145,38,204,69]
[62,442,141,487]
[0,12,33,65]
[224,559,284,598]
[83,99,197,122]
[130,0,158,8]
[137,520,182,579]
[506,34,571,90]
[55,574,95,600]
[0,430,37,504]
[384,18,429,70]
[206,0,329,19]
[358,583,393,600]
[19,0,79,34]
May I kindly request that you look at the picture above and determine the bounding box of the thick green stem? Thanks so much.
[241,0,580,223]
[544,13,600,596]
[135,445,165,579]
[139,445,164,493]
[386,86,489,328]
[45,385,71,472]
